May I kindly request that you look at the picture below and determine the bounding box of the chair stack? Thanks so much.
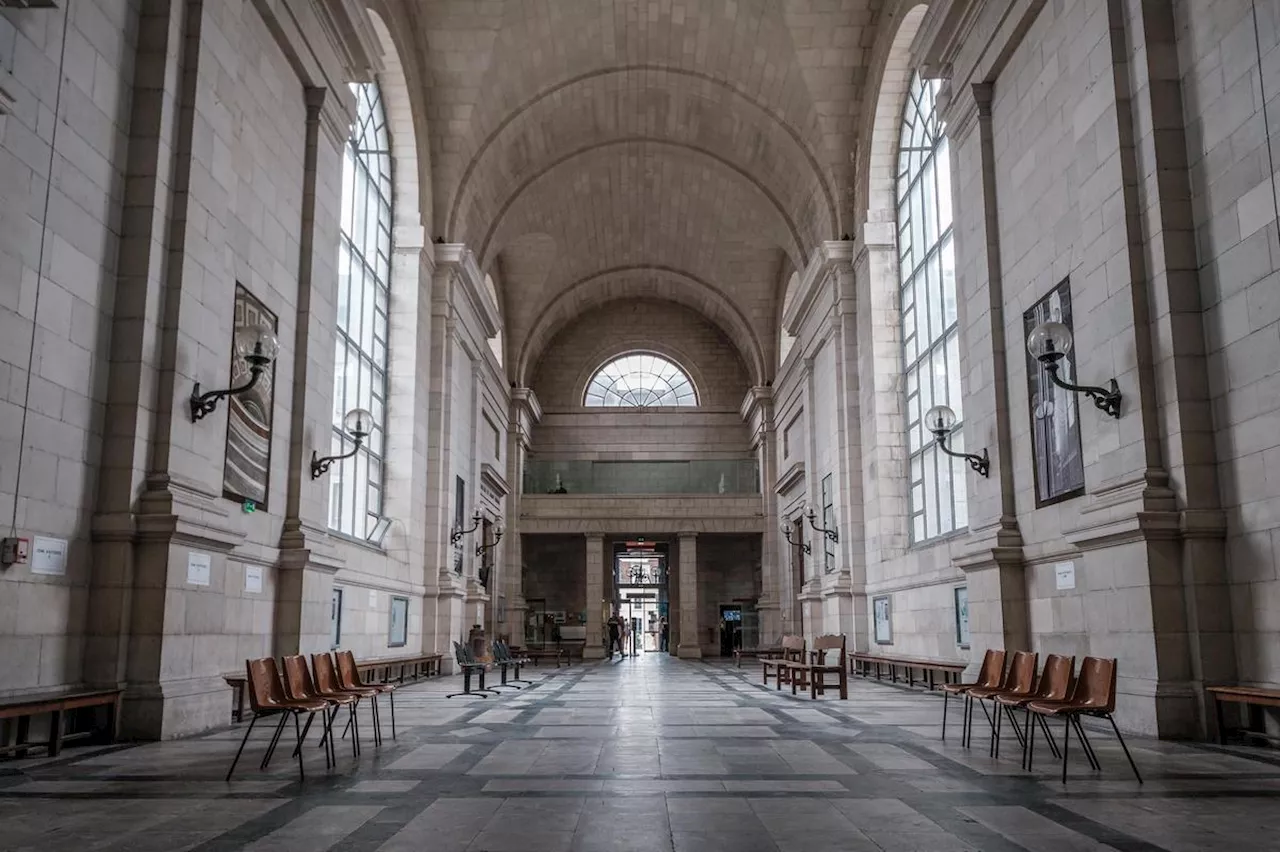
[227,651,395,783]
[939,649,1142,784]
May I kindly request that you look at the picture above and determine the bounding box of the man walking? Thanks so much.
[606,608,624,659]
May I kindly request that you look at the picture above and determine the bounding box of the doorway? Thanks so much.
[613,540,669,654]
[719,604,742,656]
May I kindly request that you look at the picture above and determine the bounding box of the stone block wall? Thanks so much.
[1177,0,1280,687]
[0,2,135,694]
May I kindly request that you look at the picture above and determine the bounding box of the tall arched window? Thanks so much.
[584,353,697,408]
[898,73,965,543]
[331,81,391,539]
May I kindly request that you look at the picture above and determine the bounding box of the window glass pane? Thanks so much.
[331,80,392,537]
[585,353,698,408]
[898,72,965,544]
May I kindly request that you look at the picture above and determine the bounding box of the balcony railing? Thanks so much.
[524,459,760,495]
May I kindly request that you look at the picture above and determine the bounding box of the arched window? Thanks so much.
[330,81,391,539]
[584,353,697,408]
[898,73,965,543]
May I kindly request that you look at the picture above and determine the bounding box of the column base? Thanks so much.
[676,644,702,659]
[121,675,228,740]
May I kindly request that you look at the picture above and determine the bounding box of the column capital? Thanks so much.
[676,531,698,541]
[585,532,605,543]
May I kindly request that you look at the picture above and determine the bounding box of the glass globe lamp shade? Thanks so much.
[234,326,279,366]
[1027,321,1072,363]
[780,520,792,536]
[924,404,958,436]
[343,408,373,440]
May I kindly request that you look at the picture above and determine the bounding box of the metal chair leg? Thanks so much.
[1024,708,1035,771]
[942,692,949,741]
[1037,713,1060,759]
[293,712,306,782]
[389,692,396,740]
[1107,714,1143,784]
[226,714,259,782]
[261,712,290,769]
[1073,717,1100,770]
[1061,716,1071,784]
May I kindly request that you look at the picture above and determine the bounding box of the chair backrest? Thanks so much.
[780,634,806,661]
[335,649,362,689]
[1033,653,1075,700]
[976,649,1007,688]
[246,657,289,711]
[492,641,508,663]
[1003,651,1038,694]
[311,652,343,694]
[1069,656,1117,712]
[811,634,847,666]
[281,654,319,701]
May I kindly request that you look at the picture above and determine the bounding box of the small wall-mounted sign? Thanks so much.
[187,552,211,586]
[245,565,263,594]
[368,589,378,608]
[1054,561,1076,591]
[31,536,67,576]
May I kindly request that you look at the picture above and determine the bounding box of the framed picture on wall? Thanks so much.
[954,586,970,648]
[222,284,278,509]
[388,595,408,647]
[873,595,893,645]
[1024,278,1086,506]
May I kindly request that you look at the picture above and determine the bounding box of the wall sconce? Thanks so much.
[780,520,811,554]
[475,522,504,557]
[925,404,990,477]
[310,408,372,479]
[190,327,279,421]
[1027,321,1121,418]
[451,508,482,546]
[804,503,839,544]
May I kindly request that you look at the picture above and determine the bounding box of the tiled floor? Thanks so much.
[3,655,1280,851]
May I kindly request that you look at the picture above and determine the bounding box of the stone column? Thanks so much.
[676,532,702,658]
[944,82,1028,680]
[584,533,605,658]
[743,387,781,643]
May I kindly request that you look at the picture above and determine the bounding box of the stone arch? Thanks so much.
[516,269,766,390]
[366,3,431,240]
[778,271,801,368]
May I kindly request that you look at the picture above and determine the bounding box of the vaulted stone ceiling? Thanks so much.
[394,0,881,386]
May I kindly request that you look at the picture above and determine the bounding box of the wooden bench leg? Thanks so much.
[48,709,63,757]
[15,715,31,759]
[1215,697,1227,746]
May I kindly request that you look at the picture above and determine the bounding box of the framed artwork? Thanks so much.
[821,473,835,574]
[222,285,277,508]
[954,586,970,648]
[453,476,465,574]
[1024,278,1085,506]
[388,595,408,647]
[873,595,893,645]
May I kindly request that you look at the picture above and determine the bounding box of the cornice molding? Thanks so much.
[480,462,509,498]
[0,67,16,116]
[433,243,501,338]
[782,241,855,335]
[774,461,806,495]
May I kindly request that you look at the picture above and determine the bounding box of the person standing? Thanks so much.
[659,616,669,652]
[606,608,624,659]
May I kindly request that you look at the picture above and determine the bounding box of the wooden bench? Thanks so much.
[1207,685,1280,745]
[762,635,805,689]
[851,652,966,691]
[520,647,569,668]
[734,645,783,668]
[358,653,443,685]
[784,635,849,700]
[0,688,122,758]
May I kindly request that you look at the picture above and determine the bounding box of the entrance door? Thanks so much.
[330,587,343,649]
[719,605,742,656]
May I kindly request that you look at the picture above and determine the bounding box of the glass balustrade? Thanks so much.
[523,459,760,495]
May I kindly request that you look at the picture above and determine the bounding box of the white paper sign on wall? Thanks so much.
[187,552,211,587]
[368,589,378,608]
[1054,561,1076,591]
[245,566,263,594]
[31,536,68,576]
